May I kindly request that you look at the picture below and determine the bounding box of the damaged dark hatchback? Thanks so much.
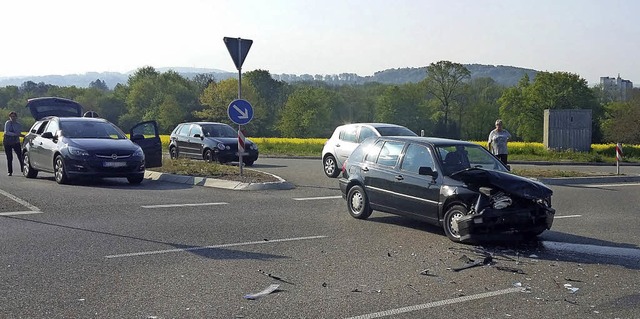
[338,136,555,243]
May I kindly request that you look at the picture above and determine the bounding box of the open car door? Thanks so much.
[130,121,163,168]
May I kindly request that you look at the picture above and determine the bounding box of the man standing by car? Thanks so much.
[3,111,25,176]
[487,119,511,165]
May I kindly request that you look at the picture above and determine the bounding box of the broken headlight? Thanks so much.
[536,197,552,208]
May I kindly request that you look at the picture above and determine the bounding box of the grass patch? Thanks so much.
[153,158,280,183]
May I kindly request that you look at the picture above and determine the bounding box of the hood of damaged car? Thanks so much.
[450,168,553,199]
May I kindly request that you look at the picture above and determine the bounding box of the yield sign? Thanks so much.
[223,37,253,70]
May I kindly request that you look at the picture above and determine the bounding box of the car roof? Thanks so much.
[180,122,231,126]
[339,122,408,128]
[376,136,479,147]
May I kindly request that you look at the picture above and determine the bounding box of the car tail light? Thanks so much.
[342,160,347,174]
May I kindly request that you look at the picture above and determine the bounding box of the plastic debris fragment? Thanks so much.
[244,284,280,300]
[564,283,579,294]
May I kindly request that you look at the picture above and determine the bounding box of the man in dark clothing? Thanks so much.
[3,111,25,176]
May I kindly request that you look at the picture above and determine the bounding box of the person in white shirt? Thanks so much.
[487,119,511,165]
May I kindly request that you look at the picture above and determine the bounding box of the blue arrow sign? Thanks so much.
[227,99,254,125]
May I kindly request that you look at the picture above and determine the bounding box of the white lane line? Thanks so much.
[293,195,342,201]
[0,188,41,212]
[579,182,640,188]
[554,215,582,219]
[0,211,44,216]
[542,241,640,260]
[105,235,328,258]
[141,202,228,208]
[344,287,523,319]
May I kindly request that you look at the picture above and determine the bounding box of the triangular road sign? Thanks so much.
[224,37,253,70]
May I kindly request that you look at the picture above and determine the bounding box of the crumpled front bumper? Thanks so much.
[457,205,555,242]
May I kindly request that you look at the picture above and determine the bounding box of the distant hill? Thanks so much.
[0,64,538,89]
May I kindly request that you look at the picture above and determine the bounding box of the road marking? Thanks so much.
[0,211,44,216]
[293,195,342,201]
[579,182,640,188]
[0,189,41,212]
[542,241,640,261]
[105,235,328,258]
[555,215,582,219]
[141,202,229,208]
[344,287,523,319]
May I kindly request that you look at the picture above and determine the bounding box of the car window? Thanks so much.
[191,125,203,137]
[202,124,237,138]
[348,137,377,163]
[376,141,405,167]
[178,124,191,136]
[401,144,436,174]
[36,120,49,134]
[44,120,59,134]
[376,126,417,136]
[30,121,44,134]
[60,121,126,139]
[358,126,376,142]
[364,140,385,163]
[339,126,357,143]
[437,144,507,174]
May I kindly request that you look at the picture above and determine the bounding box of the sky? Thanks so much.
[1,0,638,85]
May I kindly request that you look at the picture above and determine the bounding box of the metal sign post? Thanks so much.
[224,37,253,175]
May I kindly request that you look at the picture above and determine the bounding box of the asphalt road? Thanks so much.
[1,157,639,318]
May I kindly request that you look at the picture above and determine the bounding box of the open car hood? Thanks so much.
[26,97,84,120]
[450,168,552,199]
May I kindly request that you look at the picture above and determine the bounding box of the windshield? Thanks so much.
[201,124,237,138]
[60,121,126,139]
[437,144,508,175]
[376,126,417,136]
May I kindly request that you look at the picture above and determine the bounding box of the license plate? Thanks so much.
[104,162,127,167]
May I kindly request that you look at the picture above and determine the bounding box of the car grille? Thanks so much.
[95,152,133,159]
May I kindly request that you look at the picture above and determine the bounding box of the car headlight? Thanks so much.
[250,143,258,150]
[68,146,90,158]
[133,147,144,157]
[216,143,227,150]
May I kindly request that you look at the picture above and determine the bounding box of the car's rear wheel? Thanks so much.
[169,146,178,159]
[22,151,38,178]
[443,204,468,242]
[127,175,144,184]
[54,155,70,184]
[347,185,372,219]
[323,155,340,178]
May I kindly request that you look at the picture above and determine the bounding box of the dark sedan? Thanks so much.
[168,122,259,166]
[21,97,162,184]
[338,136,555,243]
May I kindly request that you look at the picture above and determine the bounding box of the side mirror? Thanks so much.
[418,166,438,179]
[41,132,54,139]
[506,164,511,171]
[193,133,202,139]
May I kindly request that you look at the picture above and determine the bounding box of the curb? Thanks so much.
[144,170,295,190]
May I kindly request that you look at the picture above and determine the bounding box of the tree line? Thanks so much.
[1,61,638,144]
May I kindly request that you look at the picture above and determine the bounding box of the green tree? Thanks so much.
[244,70,288,136]
[374,83,429,134]
[460,78,505,140]
[601,88,640,144]
[277,86,334,137]
[499,72,601,142]
[422,61,470,137]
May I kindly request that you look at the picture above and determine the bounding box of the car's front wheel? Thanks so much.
[443,204,468,242]
[347,185,372,219]
[169,146,178,159]
[127,175,144,184]
[323,155,340,178]
[22,151,38,178]
[54,155,70,184]
[243,159,255,166]
[204,149,215,163]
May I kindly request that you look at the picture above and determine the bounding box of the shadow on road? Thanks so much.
[2,215,288,261]
[367,214,640,270]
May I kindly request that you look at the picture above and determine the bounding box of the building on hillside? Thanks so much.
[600,74,633,101]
